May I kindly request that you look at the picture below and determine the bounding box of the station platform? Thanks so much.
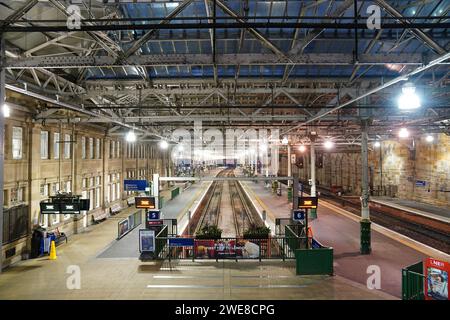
[0,204,394,300]
[239,178,450,298]
[371,196,450,223]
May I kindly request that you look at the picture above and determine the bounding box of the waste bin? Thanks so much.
[30,227,45,258]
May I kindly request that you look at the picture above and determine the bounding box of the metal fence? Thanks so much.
[2,205,29,245]
[402,261,425,300]
[154,236,307,261]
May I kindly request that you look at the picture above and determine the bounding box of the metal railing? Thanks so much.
[402,261,425,300]
[154,236,305,261]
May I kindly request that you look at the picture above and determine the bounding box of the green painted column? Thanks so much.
[360,220,371,254]
[360,120,371,254]
[287,186,293,202]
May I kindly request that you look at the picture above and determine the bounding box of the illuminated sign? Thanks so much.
[135,196,156,209]
[298,197,318,209]
[61,203,80,214]
[40,203,61,214]
[293,210,306,221]
[146,210,160,220]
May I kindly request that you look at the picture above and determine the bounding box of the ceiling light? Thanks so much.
[3,103,10,118]
[374,141,381,148]
[298,145,306,153]
[177,144,184,151]
[125,130,136,143]
[398,82,421,110]
[425,135,434,143]
[259,143,268,151]
[281,136,288,145]
[323,140,334,149]
[398,128,409,138]
[159,140,169,150]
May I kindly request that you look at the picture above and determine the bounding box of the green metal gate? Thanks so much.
[402,261,425,300]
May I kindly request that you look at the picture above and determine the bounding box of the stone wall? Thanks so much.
[283,133,450,208]
[2,109,170,268]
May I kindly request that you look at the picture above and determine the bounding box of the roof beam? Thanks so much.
[374,0,447,55]
[1,0,38,27]
[4,53,432,69]
[120,0,194,60]
[283,52,450,134]
[213,0,290,61]
[289,0,354,56]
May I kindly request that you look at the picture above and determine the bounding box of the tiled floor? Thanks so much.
[0,201,395,300]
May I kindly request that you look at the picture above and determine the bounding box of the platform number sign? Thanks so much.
[147,210,160,220]
[293,210,306,222]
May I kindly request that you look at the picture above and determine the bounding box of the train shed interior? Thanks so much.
[0,0,449,305]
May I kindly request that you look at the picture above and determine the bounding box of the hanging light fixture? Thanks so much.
[159,140,169,150]
[398,127,410,138]
[398,82,421,110]
[125,130,136,142]
[323,140,334,149]
[2,102,10,118]
[298,145,306,152]
[281,136,288,145]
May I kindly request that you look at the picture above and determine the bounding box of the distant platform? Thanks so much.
[371,197,450,224]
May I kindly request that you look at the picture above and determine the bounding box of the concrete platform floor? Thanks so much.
[0,205,394,300]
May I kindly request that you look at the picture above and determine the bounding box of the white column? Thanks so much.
[310,140,316,197]
[361,121,370,220]
[0,35,5,273]
[287,144,292,186]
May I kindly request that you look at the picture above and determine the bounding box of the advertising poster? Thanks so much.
[140,229,155,253]
[425,258,449,300]
[194,239,261,259]
[128,214,135,229]
[118,219,129,238]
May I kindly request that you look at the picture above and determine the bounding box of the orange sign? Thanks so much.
[135,196,156,209]
[298,197,318,209]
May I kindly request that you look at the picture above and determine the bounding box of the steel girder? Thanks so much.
[4,53,434,69]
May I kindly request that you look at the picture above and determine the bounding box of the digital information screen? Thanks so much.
[135,196,156,209]
[298,197,318,209]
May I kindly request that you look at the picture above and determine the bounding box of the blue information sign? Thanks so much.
[293,210,306,221]
[415,180,427,187]
[146,210,160,220]
[169,238,195,247]
[124,180,148,191]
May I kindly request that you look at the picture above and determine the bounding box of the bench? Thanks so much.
[126,197,135,206]
[92,209,108,223]
[110,203,122,215]
[51,227,67,247]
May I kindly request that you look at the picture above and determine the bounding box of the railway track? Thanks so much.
[228,173,256,237]
[294,181,450,254]
[192,168,264,238]
[194,169,228,234]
